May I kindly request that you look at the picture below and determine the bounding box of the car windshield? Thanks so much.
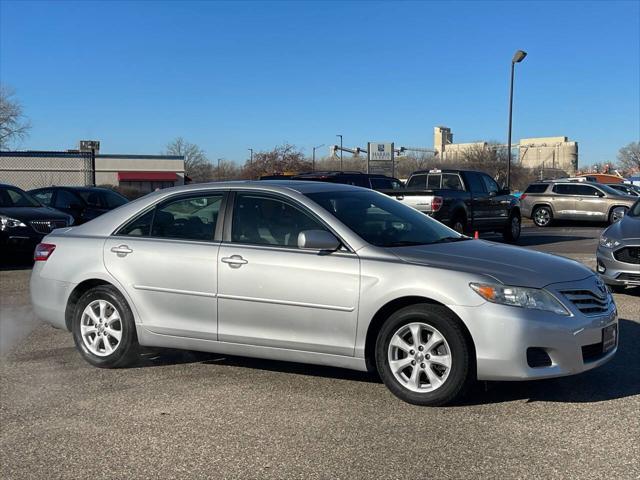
[0,187,41,207]
[628,199,640,217]
[305,190,466,247]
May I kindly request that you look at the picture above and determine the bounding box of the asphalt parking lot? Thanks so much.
[1,223,639,479]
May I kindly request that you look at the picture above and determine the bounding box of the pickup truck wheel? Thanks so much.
[72,285,139,368]
[532,206,553,227]
[375,304,472,406]
[450,214,467,234]
[502,213,521,242]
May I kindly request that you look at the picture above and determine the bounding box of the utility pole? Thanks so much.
[507,49,527,190]
[336,134,343,170]
[217,158,222,181]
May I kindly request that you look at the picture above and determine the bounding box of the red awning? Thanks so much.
[117,171,177,182]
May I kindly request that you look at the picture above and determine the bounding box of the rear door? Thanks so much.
[462,172,490,229]
[550,184,577,218]
[104,191,226,339]
[217,191,360,356]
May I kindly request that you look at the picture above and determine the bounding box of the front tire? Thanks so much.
[502,212,521,243]
[375,304,473,406]
[532,205,553,227]
[72,285,139,368]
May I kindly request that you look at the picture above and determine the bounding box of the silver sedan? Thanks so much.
[30,181,618,405]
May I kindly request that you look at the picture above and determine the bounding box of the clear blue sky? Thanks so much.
[1,0,638,166]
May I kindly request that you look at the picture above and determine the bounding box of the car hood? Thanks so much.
[0,206,70,221]
[390,240,593,288]
[605,214,640,240]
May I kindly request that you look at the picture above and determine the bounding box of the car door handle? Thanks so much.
[110,245,133,256]
[221,255,248,268]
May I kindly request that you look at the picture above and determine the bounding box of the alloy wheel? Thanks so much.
[387,322,452,393]
[80,300,122,357]
[534,208,550,226]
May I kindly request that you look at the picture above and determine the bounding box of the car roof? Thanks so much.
[146,180,368,195]
[29,186,114,192]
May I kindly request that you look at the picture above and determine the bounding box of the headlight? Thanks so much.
[470,283,570,316]
[599,235,620,248]
[0,215,27,231]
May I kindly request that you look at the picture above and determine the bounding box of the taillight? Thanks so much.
[431,196,443,212]
[34,243,56,261]
[520,194,527,200]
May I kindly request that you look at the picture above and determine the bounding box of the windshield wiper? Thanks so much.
[384,241,431,247]
[429,236,471,244]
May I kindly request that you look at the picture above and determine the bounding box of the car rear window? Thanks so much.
[524,184,548,194]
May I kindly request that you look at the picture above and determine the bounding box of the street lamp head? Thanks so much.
[512,50,527,63]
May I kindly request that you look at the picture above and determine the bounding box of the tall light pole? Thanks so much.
[247,148,254,179]
[312,144,325,172]
[507,49,527,190]
[217,158,223,181]
[336,134,343,170]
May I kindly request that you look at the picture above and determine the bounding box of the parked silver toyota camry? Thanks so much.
[30,181,618,405]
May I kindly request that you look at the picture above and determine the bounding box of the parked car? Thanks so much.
[520,181,637,227]
[29,186,128,225]
[290,171,404,191]
[384,169,521,242]
[607,183,640,197]
[30,181,617,406]
[597,198,640,291]
[0,184,73,258]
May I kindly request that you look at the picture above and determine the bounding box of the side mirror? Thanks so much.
[297,230,340,251]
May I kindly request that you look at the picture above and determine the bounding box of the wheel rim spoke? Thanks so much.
[390,335,412,354]
[424,331,444,352]
[424,366,443,389]
[389,357,413,374]
[408,324,421,346]
[105,327,122,342]
[408,365,421,389]
[429,353,451,369]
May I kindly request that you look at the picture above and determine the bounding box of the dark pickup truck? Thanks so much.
[384,169,521,242]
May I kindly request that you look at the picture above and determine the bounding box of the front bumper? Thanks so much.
[450,289,617,381]
[596,245,640,286]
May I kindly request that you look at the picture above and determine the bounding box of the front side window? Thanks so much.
[370,178,393,190]
[481,175,499,194]
[575,185,599,196]
[464,173,485,193]
[54,190,81,209]
[306,190,465,248]
[232,194,326,248]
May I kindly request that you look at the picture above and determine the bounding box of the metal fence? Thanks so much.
[0,151,94,190]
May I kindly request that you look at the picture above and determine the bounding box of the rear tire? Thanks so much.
[532,205,553,227]
[375,304,473,406]
[502,212,521,243]
[72,285,139,368]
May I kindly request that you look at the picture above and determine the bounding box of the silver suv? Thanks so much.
[520,181,637,227]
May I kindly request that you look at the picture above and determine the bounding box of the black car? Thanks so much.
[607,183,640,197]
[290,171,404,191]
[28,186,128,225]
[0,184,74,257]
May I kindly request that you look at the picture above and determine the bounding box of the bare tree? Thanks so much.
[165,137,212,182]
[0,85,31,150]
[215,158,241,181]
[617,142,640,172]
[241,143,311,179]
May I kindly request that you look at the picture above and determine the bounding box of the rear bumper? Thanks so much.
[30,264,74,330]
[450,301,618,381]
[596,245,640,286]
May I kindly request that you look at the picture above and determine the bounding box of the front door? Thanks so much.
[481,174,510,227]
[217,192,360,356]
[104,192,225,340]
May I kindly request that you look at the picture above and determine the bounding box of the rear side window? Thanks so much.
[553,184,581,195]
[117,193,223,241]
[54,190,81,209]
[427,174,441,189]
[407,174,426,189]
[370,178,393,190]
[442,174,464,191]
[32,190,54,205]
[524,184,548,194]
[464,172,486,193]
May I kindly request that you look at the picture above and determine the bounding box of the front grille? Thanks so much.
[613,247,640,265]
[527,348,552,368]
[30,219,67,234]
[582,342,605,363]
[561,289,609,315]
[617,273,640,283]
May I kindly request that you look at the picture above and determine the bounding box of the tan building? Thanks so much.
[519,136,578,175]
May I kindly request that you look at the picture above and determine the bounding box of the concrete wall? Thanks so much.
[519,138,578,174]
[95,155,185,186]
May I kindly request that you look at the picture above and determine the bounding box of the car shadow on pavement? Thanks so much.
[462,318,640,405]
[513,234,593,247]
